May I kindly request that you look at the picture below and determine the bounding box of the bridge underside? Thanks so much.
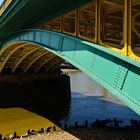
[0,0,92,40]
[1,29,140,115]
[0,40,71,107]
[0,42,63,73]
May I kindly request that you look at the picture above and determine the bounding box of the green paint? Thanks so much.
[1,29,140,116]
[0,0,93,40]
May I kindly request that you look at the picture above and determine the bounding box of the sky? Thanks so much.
[0,0,3,5]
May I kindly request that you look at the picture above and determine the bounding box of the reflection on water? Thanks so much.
[60,71,140,126]
[0,71,140,136]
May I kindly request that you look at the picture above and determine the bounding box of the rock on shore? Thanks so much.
[16,130,79,140]
[15,127,140,140]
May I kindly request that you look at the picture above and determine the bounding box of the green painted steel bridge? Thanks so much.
[0,0,140,115]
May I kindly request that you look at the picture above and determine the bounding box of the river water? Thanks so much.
[0,71,140,136]
[60,71,140,127]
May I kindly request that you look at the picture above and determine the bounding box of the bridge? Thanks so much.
[0,0,140,115]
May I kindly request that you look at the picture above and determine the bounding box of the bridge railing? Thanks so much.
[0,0,12,15]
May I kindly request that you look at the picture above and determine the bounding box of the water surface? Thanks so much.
[60,71,140,126]
[0,71,140,136]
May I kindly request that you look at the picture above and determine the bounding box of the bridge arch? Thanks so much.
[1,29,140,115]
[0,41,63,73]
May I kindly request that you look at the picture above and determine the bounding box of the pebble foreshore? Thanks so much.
[16,131,79,140]
[13,127,140,140]
[1,119,140,140]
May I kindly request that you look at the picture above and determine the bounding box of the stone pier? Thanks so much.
[0,73,71,107]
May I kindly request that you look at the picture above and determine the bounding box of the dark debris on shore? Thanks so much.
[1,119,140,140]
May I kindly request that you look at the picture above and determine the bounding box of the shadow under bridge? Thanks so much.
[1,29,140,115]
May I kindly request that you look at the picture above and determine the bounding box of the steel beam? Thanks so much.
[1,29,140,115]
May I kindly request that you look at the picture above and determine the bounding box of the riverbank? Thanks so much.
[16,130,79,140]
[14,127,140,140]
[0,108,59,138]
[68,127,140,140]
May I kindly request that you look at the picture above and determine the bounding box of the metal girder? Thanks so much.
[0,43,31,73]
[17,48,46,71]
[0,43,25,65]
[0,0,12,15]
[24,51,49,72]
[45,59,63,72]
[12,47,39,73]
[0,0,140,116]
[1,44,39,72]
[35,55,56,72]
[0,0,93,41]
[50,59,64,72]
[2,29,140,115]
[0,42,25,56]
[31,53,53,70]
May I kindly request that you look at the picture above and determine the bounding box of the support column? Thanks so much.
[124,0,131,56]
